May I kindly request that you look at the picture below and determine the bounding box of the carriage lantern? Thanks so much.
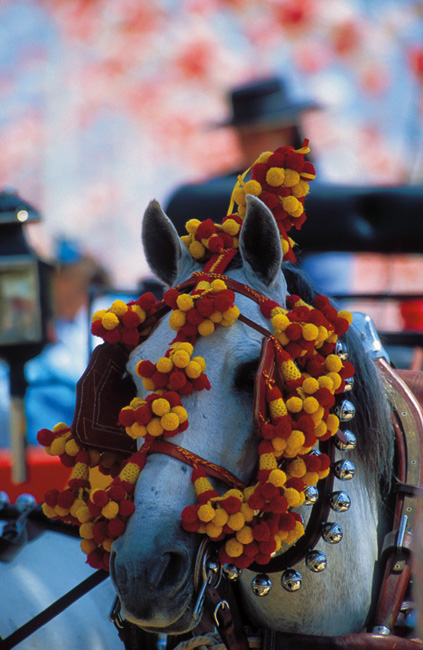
[0,189,53,483]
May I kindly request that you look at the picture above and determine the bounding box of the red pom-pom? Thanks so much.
[119,500,136,517]
[133,404,152,425]
[108,518,126,538]
[306,358,324,377]
[251,162,268,183]
[314,388,335,408]
[259,538,277,555]
[285,151,305,172]
[243,540,259,558]
[260,299,280,319]
[248,491,265,510]
[302,161,315,177]
[121,329,140,347]
[109,485,126,501]
[285,477,305,492]
[103,329,121,344]
[137,360,156,378]
[274,418,293,439]
[322,305,338,322]
[318,453,331,471]
[271,495,289,513]
[87,550,104,569]
[186,308,204,325]
[169,370,187,390]
[178,382,194,396]
[191,374,211,392]
[313,295,330,310]
[214,290,235,313]
[121,310,141,329]
[37,428,54,446]
[278,512,296,531]
[163,289,179,309]
[253,522,271,541]
[260,192,279,210]
[285,323,302,340]
[196,297,214,318]
[284,342,302,358]
[260,482,278,500]
[339,360,355,378]
[118,409,135,427]
[261,423,276,440]
[93,520,108,543]
[152,371,169,388]
[196,219,216,240]
[304,454,321,472]
[208,235,224,253]
[181,505,198,523]
[221,496,241,514]
[137,292,157,311]
[92,490,109,507]
[267,386,282,402]
[91,320,106,337]
[44,489,59,507]
[163,391,181,407]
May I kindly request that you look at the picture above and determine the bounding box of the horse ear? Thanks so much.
[239,195,283,285]
[142,200,185,286]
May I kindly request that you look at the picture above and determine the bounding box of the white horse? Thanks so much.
[110,196,396,639]
[0,516,117,649]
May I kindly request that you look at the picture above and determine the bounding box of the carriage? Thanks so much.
[1,141,423,649]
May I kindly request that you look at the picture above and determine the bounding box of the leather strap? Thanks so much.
[261,629,423,650]
[204,581,250,650]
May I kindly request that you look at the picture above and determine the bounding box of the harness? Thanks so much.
[2,276,423,649]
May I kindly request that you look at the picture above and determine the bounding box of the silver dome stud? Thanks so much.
[335,340,348,360]
[251,574,272,597]
[222,564,242,581]
[281,569,303,592]
[334,400,356,422]
[334,429,357,451]
[15,493,37,511]
[343,376,354,392]
[306,550,327,573]
[332,459,356,481]
[0,491,10,509]
[329,490,351,512]
[304,485,319,505]
[321,522,343,544]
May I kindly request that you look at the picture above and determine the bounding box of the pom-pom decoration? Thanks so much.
[39,141,356,573]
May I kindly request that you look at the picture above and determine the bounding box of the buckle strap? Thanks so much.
[204,582,250,650]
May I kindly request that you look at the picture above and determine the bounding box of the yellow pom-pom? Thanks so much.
[192,356,206,372]
[288,458,307,478]
[223,305,239,321]
[286,396,303,413]
[283,169,300,188]
[198,503,216,523]
[152,398,170,416]
[196,281,211,291]
[189,241,206,259]
[211,279,227,292]
[266,167,285,187]
[161,412,180,431]
[131,305,146,323]
[272,314,290,330]
[282,195,301,216]
[287,429,305,449]
[212,508,229,527]
[172,349,190,368]
[272,437,287,454]
[198,319,215,336]
[102,312,120,330]
[302,377,319,394]
[325,354,343,373]
[303,471,319,487]
[209,311,223,323]
[128,423,147,439]
[236,526,254,544]
[181,235,191,247]
[102,538,113,553]
[156,357,173,374]
[92,309,106,323]
[42,503,57,519]
[177,342,194,354]
[274,330,289,346]
[225,538,243,558]
[228,512,245,531]
[80,538,96,555]
[232,187,246,206]
[302,323,319,341]
[281,238,290,256]
[327,372,342,391]
[240,502,255,522]
[291,180,309,198]
[284,487,302,508]
[314,421,327,438]
[75,505,92,523]
[338,310,353,324]
[171,406,188,423]
[50,437,67,456]
[185,360,202,379]
[65,438,80,456]
[146,418,164,437]
[326,413,340,433]
[54,505,69,517]
[268,469,287,487]
[80,522,95,539]
[186,218,201,234]
[244,180,262,196]
[206,522,223,538]
[176,294,194,311]
[110,300,128,317]
[142,378,156,392]
[101,501,119,519]
[52,422,70,433]
[222,219,240,236]
[169,310,186,330]
[303,396,319,414]
[318,375,333,391]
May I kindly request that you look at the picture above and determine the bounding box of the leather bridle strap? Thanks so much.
[147,439,245,490]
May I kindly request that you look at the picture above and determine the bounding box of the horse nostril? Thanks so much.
[150,547,191,593]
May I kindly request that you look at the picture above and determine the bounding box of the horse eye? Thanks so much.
[234,359,259,392]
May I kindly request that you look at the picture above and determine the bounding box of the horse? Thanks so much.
[0,505,117,649]
[109,194,412,644]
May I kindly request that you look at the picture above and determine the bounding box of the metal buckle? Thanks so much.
[192,539,221,621]
[213,600,230,628]
[109,596,126,631]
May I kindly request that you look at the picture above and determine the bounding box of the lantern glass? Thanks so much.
[0,257,42,346]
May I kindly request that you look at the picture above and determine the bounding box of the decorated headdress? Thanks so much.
[38,141,355,573]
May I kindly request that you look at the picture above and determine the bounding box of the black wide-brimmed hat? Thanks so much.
[217,77,319,130]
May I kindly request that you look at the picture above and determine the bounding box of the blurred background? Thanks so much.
[1,0,423,494]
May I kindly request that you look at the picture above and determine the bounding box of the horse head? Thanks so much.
[110,195,289,631]
[109,194,394,636]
